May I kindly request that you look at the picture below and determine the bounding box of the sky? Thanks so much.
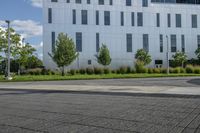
[0,0,43,59]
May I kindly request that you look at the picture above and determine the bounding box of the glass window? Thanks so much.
[87,0,90,4]
[81,10,88,25]
[76,32,82,52]
[98,0,104,5]
[176,14,181,28]
[167,13,171,27]
[126,0,132,6]
[181,35,185,52]
[192,14,197,28]
[104,11,110,26]
[96,11,99,25]
[66,0,70,3]
[96,33,100,52]
[157,13,160,27]
[160,34,163,53]
[72,9,76,24]
[143,0,148,7]
[48,8,52,24]
[137,12,143,27]
[52,32,55,52]
[198,35,200,48]
[109,0,113,5]
[143,34,149,52]
[75,0,81,4]
[121,12,124,26]
[51,0,58,2]
[131,12,134,26]
[171,34,177,52]
[127,34,132,52]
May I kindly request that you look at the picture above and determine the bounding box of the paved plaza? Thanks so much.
[0,77,200,132]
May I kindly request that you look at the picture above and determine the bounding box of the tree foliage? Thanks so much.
[172,51,187,67]
[49,33,78,76]
[135,49,152,66]
[195,48,200,62]
[96,44,112,66]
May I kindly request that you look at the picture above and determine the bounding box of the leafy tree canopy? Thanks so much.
[96,44,112,66]
[135,49,152,66]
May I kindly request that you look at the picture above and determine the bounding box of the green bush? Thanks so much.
[79,68,86,75]
[194,67,200,74]
[160,68,167,74]
[94,67,104,75]
[119,66,127,74]
[180,67,185,73]
[69,69,76,75]
[104,68,111,74]
[185,65,194,73]
[173,67,181,74]
[86,68,94,75]
[126,67,132,74]
[148,68,154,74]
[111,70,116,74]
[135,61,148,73]
[27,68,42,75]
[153,68,161,74]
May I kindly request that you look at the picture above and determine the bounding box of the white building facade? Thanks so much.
[43,0,200,69]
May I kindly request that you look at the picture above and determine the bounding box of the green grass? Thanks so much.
[0,73,200,82]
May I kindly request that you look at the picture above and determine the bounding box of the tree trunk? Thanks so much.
[62,66,65,76]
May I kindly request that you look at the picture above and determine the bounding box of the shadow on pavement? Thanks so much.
[0,88,200,99]
[187,78,200,86]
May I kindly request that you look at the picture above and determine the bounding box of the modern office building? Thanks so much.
[43,0,200,69]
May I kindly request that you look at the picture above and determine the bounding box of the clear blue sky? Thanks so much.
[0,0,43,59]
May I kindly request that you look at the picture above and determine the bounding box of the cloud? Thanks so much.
[27,0,43,8]
[33,41,43,49]
[0,20,42,38]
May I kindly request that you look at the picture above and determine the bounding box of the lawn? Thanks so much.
[0,73,200,82]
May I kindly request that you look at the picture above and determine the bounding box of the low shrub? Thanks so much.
[180,67,185,73]
[173,67,181,74]
[69,69,76,75]
[79,68,86,75]
[148,68,154,74]
[126,67,132,74]
[135,61,148,73]
[104,68,111,74]
[194,67,200,74]
[119,66,127,74]
[111,70,116,74]
[94,67,104,75]
[86,68,94,75]
[153,68,161,74]
[185,65,194,73]
[160,68,167,74]
[27,68,42,75]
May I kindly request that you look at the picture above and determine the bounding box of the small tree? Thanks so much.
[172,51,187,68]
[135,49,152,66]
[49,33,78,76]
[96,44,112,67]
[195,48,200,63]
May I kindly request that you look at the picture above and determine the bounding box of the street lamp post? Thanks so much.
[166,35,169,75]
[5,20,12,80]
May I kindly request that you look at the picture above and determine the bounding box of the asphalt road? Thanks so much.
[0,89,200,133]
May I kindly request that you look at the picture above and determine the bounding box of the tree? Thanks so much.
[95,44,112,67]
[26,55,43,69]
[135,49,152,66]
[172,51,187,68]
[195,48,200,62]
[49,33,78,76]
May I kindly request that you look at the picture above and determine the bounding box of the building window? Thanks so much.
[126,0,132,6]
[87,0,90,4]
[96,33,100,52]
[137,12,143,27]
[126,34,132,52]
[48,8,52,24]
[181,35,185,53]
[51,32,55,52]
[167,13,171,27]
[51,0,58,2]
[75,0,81,4]
[121,12,124,26]
[66,0,70,3]
[160,34,163,53]
[192,14,197,28]
[143,34,149,52]
[88,60,92,65]
[76,32,82,52]
[171,35,177,52]
[96,11,99,25]
[156,13,160,27]
[176,14,181,28]
[109,0,113,5]
[142,0,148,7]
[104,11,110,26]
[72,9,76,24]
[81,10,88,25]
[98,0,104,5]
[131,12,134,26]
[198,35,200,48]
